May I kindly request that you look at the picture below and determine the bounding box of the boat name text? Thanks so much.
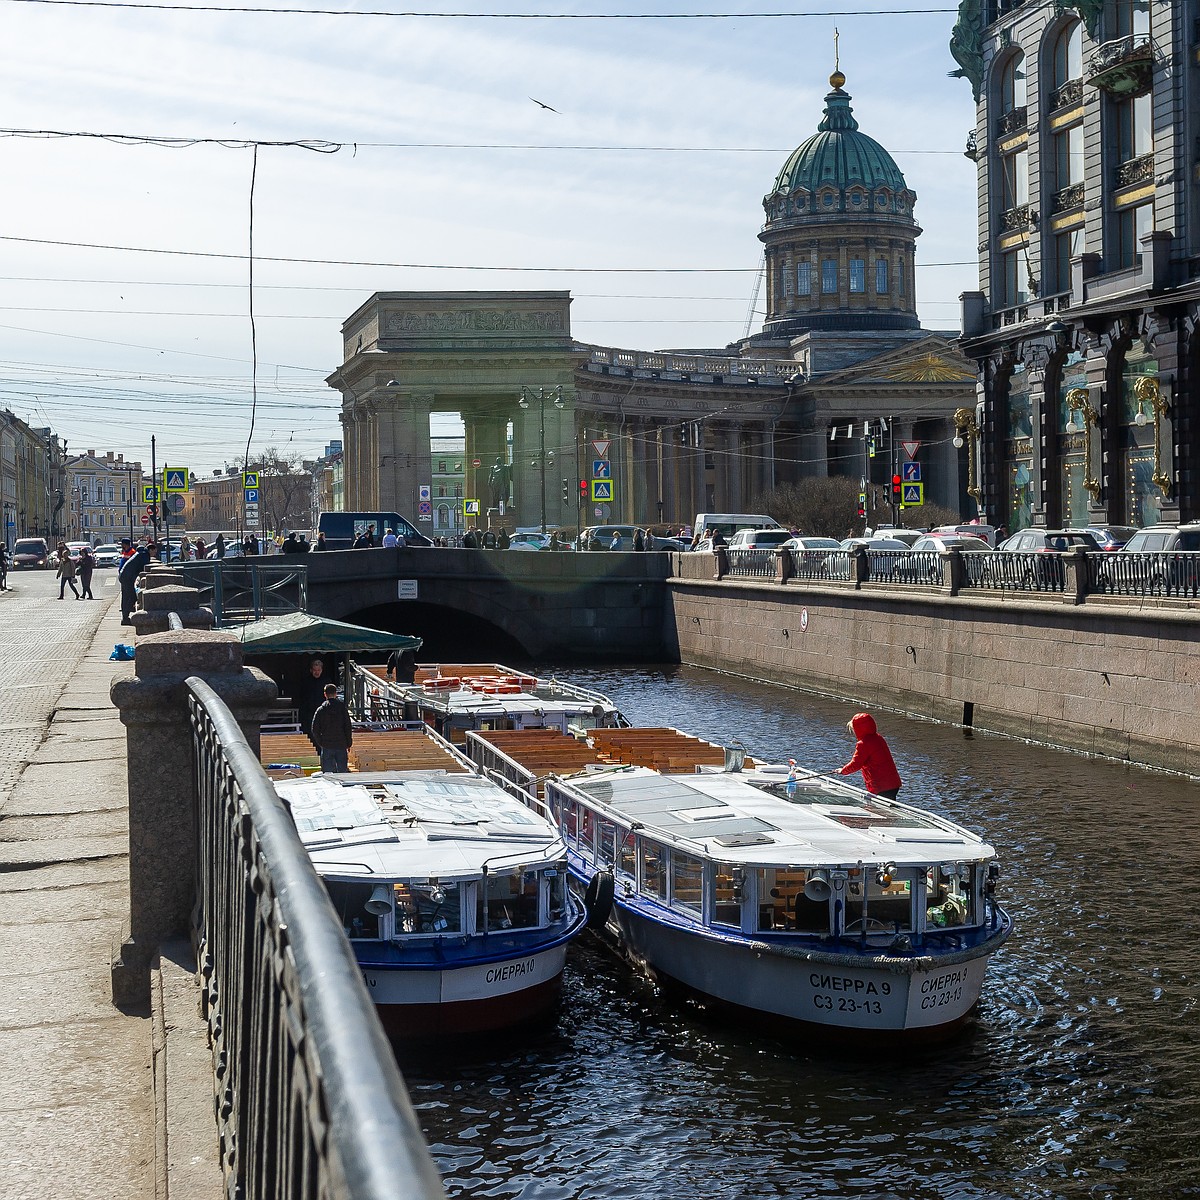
[809,973,892,996]
[487,959,537,985]
[920,968,968,994]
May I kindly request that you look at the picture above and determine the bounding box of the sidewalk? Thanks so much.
[0,571,217,1199]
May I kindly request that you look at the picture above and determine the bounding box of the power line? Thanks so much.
[4,1,959,17]
[0,234,974,272]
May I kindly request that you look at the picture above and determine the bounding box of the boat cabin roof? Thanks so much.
[274,772,564,881]
[558,767,993,867]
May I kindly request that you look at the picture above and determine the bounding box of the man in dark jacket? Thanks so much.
[118,542,152,625]
[310,683,353,773]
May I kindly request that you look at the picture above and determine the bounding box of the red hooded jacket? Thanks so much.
[839,713,901,794]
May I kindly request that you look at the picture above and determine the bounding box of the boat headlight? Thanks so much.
[429,885,446,905]
[875,862,897,888]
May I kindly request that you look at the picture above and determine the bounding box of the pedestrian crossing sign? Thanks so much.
[142,484,159,504]
[591,480,614,502]
[464,499,480,516]
[902,482,924,506]
[243,471,259,490]
[163,467,189,493]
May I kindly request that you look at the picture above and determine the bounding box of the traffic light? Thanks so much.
[891,474,902,502]
[579,478,588,497]
[561,478,569,503]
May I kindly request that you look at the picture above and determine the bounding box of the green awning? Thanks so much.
[231,611,422,655]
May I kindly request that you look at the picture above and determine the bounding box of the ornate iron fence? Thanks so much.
[725,548,778,579]
[179,560,308,624]
[1088,550,1200,599]
[188,678,445,1200]
[787,548,852,581]
[971,552,1067,593]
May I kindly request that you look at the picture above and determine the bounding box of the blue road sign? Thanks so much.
[591,480,614,502]
[244,488,259,504]
[902,482,924,505]
[902,461,922,483]
[592,460,611,479]
[243,471,259,490]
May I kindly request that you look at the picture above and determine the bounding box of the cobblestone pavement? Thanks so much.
[0,566,119,809]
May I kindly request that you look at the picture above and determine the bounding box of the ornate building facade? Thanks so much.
[952,0,1198,529]
[330,74,976,529]
[65,450,142,543]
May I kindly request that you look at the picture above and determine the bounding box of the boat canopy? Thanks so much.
[232,611,422,655]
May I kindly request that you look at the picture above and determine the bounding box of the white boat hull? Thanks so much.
[612,908,1000,1039]
[359,944,570,1037]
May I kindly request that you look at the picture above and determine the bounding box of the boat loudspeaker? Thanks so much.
[365,885,393,916]
[804,870,832,902]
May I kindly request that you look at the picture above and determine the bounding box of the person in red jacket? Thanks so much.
[838,712,902,799]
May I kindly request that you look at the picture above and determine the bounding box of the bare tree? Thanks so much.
[254,447,312,537]
[753,478,965,538]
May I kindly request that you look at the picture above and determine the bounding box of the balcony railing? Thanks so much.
[995,106,1028,139]
[1051,78,1084,111]
[1052,183,1085,213]
[1001,203,1034,231]
[1088,35,1154,97]
[1116,152,1155,188]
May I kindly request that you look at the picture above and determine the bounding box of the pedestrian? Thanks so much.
[118,541,151,624]
[310,683,353,774]
[497,528,510,550]
[609,530,621,552]
[381,527,398,548]
[0,542,8,590]
[462,527,478,549]
[245,533,259,555]
[385,647,417,683]
[314,532,328,551]
[77,544,96,599]
[280,533,301,555]
[56,546,81,600]
[215,533,227,560]
[297,658,328,745]
[482,528,497,550]
[633,528,646,552]
[193,536,207,561]
[837,712,902,800]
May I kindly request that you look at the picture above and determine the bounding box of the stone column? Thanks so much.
[726,424,744,511]
[110,629,277,1010]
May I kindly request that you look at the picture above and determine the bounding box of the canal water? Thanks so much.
[401,664,1200,1200]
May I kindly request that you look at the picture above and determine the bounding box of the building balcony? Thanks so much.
[964,130,978,161]
[1000,203,1035,232]
[995,106,1027,139]
[1087,35,1153,97]
[1050,78,1084,112]
[1115,152,1155,188]
[1051,183,1085,214]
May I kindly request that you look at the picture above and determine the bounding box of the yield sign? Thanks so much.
[591,439,610,459]
[901,440,922,460]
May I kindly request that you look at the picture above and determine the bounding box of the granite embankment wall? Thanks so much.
[665,556,1200,775]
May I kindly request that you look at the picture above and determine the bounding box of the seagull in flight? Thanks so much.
[529,97,560,113]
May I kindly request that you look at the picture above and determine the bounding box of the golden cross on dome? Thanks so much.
[834,27,840,72]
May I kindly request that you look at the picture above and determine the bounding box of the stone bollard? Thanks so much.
[944,548,964,594]
[130,582,214,635]
[109,629,277,1011]
[713,547,728,580]
[1063,544,1090,605]
[775,546,793,584]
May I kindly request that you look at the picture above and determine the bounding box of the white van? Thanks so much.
[691,513,782,549]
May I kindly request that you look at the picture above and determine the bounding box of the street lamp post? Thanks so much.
[518,386,564,533]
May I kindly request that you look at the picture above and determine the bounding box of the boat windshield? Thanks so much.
[324,879,387,941]
[395,880,462,935]
[479,869,543,931]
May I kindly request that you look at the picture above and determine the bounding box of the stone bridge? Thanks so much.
[301,547,672,660]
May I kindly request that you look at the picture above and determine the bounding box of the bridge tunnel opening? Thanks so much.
[342,601,529,665]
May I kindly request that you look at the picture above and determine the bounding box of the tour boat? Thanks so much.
[350,661,627,742]
[465,730,1012,1041]
[272,763,587,1038]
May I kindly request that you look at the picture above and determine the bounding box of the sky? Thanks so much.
[1,0,979,477]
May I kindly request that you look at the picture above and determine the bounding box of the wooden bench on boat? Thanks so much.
[260,729,470,778]
[588,727,744,771]
[467,729,617,797]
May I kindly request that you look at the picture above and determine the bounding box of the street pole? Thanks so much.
[519,386,564,536]
[150,436,160,548]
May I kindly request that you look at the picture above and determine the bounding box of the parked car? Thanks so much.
[839,536,910,579]
[992,528,1099,588]
[65,540,91,561]
[93,543,123,568]
[997,528,1100,553]
[11,537,50,569]
[1114,522,1200,592]
[508,532,552,551]
[726,528,795,550]
[579,525,644,551]
[898,534,994,583]
[781,536,844,577]
[1087,525,1139,551]
[928,524,999,547]
[866,526,925,547]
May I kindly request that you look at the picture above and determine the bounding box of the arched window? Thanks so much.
[1052,22,1082,90]
[999,51,1027,115]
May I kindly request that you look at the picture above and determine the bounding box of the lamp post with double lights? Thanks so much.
[518,385,564,533]
[953,407,984,514]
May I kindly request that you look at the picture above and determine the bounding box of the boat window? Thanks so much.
[640,841,667,901]
[580,808,596,857]
[756,868,829,933]
[547,869,567,922]
[479,870,541,932]
[394,880,462,936]
[843,870,914,935]
[560,798,578,843]
[926,865,976,928]
[671,852,704,914]
[323,880,384,940]
[597,819,617,869]
[713,862,743,928]
[617,829,636,877]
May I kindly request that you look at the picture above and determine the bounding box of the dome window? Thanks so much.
[823,193,835,208]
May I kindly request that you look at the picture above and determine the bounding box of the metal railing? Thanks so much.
[179,561,308,624]
[970,551,1067,593]
[786,548,852,581]
[725,548,778,579]
[188,678,445,1200]
[1088,550,1200,599]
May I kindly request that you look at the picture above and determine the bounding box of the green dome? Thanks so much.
[764,82,914,219]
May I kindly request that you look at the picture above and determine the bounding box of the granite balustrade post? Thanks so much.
[109,629,277,1010]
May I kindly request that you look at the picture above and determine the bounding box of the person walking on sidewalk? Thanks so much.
[56,546,81,600]
[118,542,152,625]
[310,683,353,774]
[77,544,96,599]
[0,543,8,590]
